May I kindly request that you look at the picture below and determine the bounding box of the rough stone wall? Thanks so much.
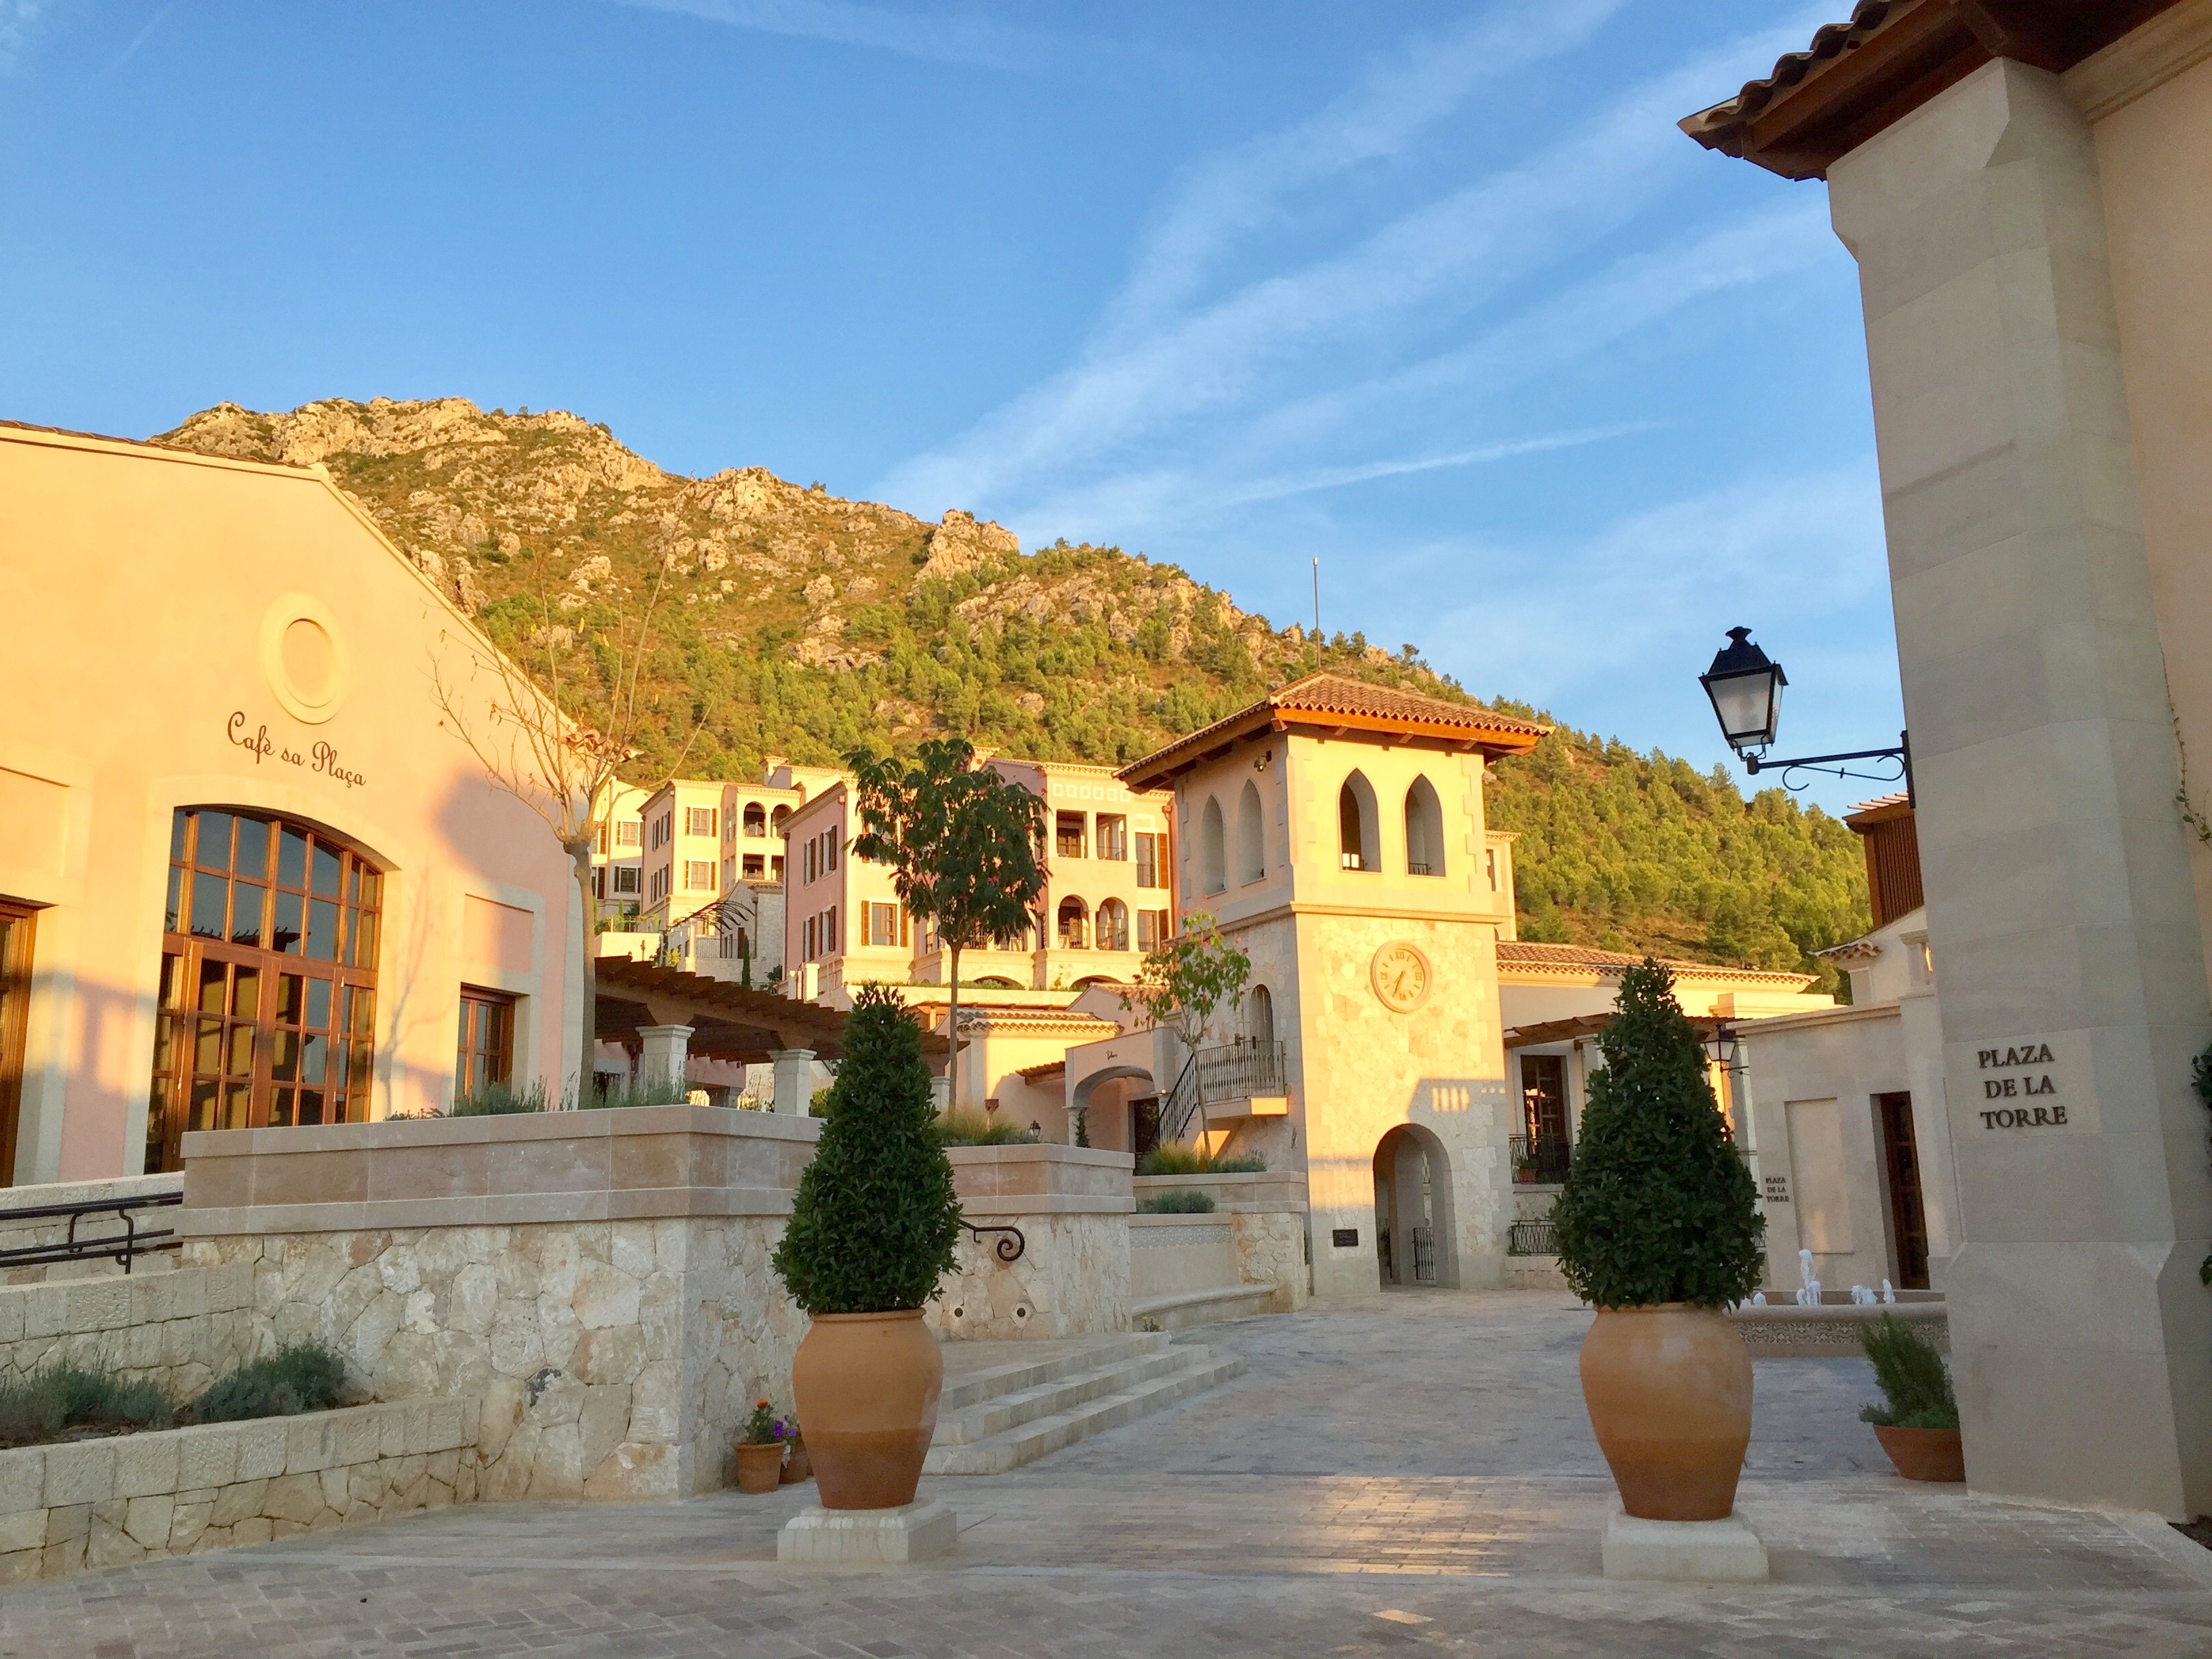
[186,1216,804,1501]
[1229,1210,1309,1312]
[926,1215,1130,1341]
[0,1397,476,1585]
[0,1263,253,1399]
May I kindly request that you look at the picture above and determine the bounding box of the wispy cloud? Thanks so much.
[615,0,1048,70]
[878,11,1832,518]
[0,0,60,69]
[1418,468,1889,715]
[1217,424,1657,508]
[1103,0,1629,339]
[100,1,170,76]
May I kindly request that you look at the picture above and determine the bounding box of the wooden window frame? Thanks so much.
[455,987,518,1104]
[146,809,384,1173]
[0,901,36,1187]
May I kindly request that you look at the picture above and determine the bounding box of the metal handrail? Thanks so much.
[0,1192,184,1275]
[1195,1040,1287,1102]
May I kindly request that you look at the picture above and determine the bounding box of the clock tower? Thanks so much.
[1120,674,1547,1298]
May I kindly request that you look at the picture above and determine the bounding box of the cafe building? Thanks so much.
[0,420,586,1185]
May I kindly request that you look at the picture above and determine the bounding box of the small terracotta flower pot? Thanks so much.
[734,1440,785,1494]
[792,1308,943,1510]
[781,1435,813,1484]
[1872,1424,1965,1482]
[1580,1304,1753,1521]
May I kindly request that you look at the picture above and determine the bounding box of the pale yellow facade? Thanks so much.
[0,423,585,1181]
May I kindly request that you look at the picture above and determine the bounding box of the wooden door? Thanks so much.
[1875,1092,1930,1290]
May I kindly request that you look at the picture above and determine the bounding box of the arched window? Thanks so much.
[147,808,386,1172]
[1404,777,1446,876]
[1200,796,1227,895]
[743,802,767,838]
[1338,772,1379,872]
[769,804,792,837]
[1237,781,1265,885]
[1057,896,1089,949]
[1097,898,1130,951]
[1246,983,1274,1048]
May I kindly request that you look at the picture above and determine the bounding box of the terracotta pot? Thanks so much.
[1580,1304,1753,1521]
[733,1440,785,1494]
[1872,1423,1965,1482]
[792,1309,943,1510]
[780,1435,813,1484]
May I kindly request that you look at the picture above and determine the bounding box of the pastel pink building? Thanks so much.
[0,422,587,1181]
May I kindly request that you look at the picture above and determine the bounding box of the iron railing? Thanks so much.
[0,1192,183,1275]
[1511,1134,1572,1185]
[1161,1040,1289,1144]
[1507,1216,1556,1256]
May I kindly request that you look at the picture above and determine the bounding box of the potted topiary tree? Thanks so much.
[1549,959,1765,1522]
[773,983,963,1510]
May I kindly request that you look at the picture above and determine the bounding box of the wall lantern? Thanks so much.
[1698,627,1912,802]
[1700,628,1785,754]
[1704,1021,1740,1071]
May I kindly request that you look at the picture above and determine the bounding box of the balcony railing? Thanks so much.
[1196,1039,1287,1103]
[1507,1216,1556,1256]
[1511,1134,1572,1185]
[1162,1040,1290,1142]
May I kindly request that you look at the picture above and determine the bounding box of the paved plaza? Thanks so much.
[3,1292,2208,1657]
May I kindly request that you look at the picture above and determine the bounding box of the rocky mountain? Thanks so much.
[158,397,1868,978]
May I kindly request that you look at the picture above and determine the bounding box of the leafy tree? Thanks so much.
[847,738,1047,1108]
[1121,909,1252,1145]
[1121,908,1251,1054]
[772,985,962,1313]
[428,560,697,1099]
[1549,960,1764,1309]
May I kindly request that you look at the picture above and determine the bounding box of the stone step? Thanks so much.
[924,1347,1244,1475]
[1132,1284,1278,1331]
[930,1343,1203,1446]
[937,1332,1171,1413]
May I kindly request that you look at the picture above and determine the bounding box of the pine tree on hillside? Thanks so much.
[1549,960,1764,1309]
[772,985,962,1314]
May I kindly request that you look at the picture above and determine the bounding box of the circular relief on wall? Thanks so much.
[258,592,351,725]
[1370,941,1432,1013]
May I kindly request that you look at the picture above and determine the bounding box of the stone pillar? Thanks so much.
[1828,58,2212,1517]
[636,1025,693,1093]
[930,1076,951,1113]
[772,1048,816,1116]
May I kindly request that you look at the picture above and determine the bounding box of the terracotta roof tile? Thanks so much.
[1119,672,1547,789]
[1496,940,1814,988]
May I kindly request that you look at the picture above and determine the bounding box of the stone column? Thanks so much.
[636,1025,693,1094]
[772,1048,815,1116]
[1828,58,2212,1516]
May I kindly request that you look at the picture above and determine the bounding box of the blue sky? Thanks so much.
[0,1,1903,812]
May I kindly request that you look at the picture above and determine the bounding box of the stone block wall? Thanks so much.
[1132,1172,1310,1312]
[0,1397,476,1584]
[186,1218,803,1501]
[178,1107,823,1500]
[929,1144,1134,1340]
[0,1262,253,1398]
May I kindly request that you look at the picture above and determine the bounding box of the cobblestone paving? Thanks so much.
[4,1291,2208,1657]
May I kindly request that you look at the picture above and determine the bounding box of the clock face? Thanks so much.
[1370,943,1431,1012]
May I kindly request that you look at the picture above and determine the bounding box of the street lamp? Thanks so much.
[1699,628,1784,754]
[1698,627,1912,800]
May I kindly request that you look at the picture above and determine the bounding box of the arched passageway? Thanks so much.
[1371,1124,1458,1289]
